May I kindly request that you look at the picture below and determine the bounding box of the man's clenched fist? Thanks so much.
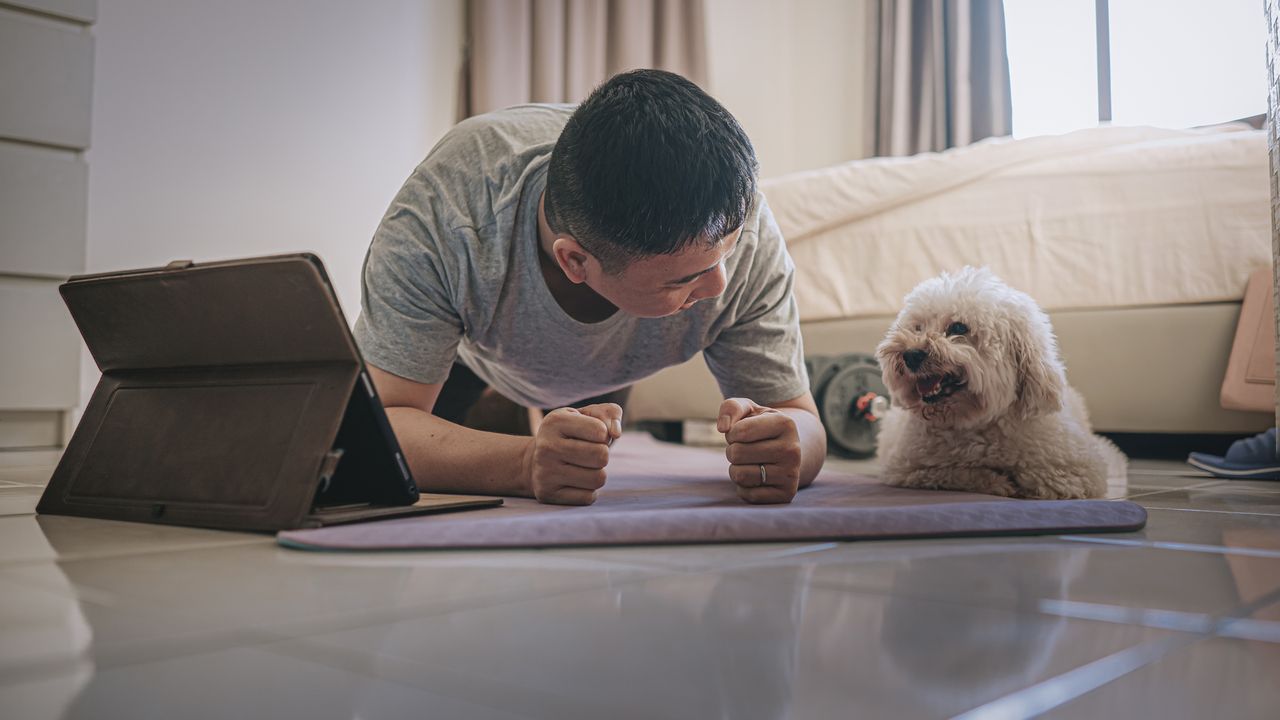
[525,403,622,505]
[718,397,802,504]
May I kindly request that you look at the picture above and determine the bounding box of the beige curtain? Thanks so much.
[867,0,1013,157]
[464,0,708,118]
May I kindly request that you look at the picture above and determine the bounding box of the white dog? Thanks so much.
[874,267,1124,499]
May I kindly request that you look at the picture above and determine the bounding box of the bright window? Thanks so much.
[1004,0,1267,138]
[1004,0,1097,138]
[1109,0,1266,128]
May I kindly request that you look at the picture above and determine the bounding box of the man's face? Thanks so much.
[586,228,742,318]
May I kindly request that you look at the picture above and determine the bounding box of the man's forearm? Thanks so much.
[779,408,826,488]
[385,406,534,497]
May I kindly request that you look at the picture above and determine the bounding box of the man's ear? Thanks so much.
[552,236,594,284]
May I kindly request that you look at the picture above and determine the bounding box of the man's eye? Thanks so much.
[947,321,969,336]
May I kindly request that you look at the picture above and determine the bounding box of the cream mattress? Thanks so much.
[762,125,1272,322]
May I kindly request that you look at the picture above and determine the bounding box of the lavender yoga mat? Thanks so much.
[277,434,1146,551]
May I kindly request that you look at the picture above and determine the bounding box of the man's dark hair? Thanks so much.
[544,69,758,274]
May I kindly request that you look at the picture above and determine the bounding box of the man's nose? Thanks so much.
[690,264,727,300]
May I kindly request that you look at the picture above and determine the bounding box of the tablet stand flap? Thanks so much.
[40,255,368,531]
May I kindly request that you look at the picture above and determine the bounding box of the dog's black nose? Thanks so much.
[902,349,927,371]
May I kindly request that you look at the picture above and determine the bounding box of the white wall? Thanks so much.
[78,0,864,411]
[81,0,463,407]
[705,0,870,178]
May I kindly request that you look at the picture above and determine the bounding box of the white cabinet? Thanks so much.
[0,141,88,277]
[0,6,95,149]
[0,278,80,411]
[0,1,94,451]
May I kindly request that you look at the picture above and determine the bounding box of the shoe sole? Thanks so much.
[1186,456,1280,480]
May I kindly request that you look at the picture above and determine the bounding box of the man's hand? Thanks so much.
[718,398,802,504]
[525,403,623,505]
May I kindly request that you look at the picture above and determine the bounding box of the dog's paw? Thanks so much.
[1011,470,1106,500]
[888,466,1020,496]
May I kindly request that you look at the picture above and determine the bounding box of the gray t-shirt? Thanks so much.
[354,104,809,409]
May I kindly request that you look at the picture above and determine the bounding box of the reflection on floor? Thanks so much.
[0,448,1276,719]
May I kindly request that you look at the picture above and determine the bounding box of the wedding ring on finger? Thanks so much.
[758,464,768,487]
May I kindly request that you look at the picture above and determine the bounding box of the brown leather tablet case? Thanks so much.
[1221,266,1277,413]
[38,253,501,531]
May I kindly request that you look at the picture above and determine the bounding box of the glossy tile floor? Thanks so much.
[1,447,1277,719]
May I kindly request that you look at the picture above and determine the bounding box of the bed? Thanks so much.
[629,124,1275,434]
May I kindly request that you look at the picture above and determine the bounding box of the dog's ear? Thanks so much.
[1009,313,1066,418]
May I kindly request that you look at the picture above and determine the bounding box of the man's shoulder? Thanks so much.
[431,104,574,161]
[384,105,568,248]
[725,192,787,280]
[396,104,570,226]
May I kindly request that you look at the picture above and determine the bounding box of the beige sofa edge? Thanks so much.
[627,302,1273,435]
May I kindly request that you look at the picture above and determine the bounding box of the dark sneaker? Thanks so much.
[1187,428,1280,480]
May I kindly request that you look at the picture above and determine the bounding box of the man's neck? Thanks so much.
[536,193,618,324]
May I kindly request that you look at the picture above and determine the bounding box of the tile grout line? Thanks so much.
[2,568,686,677]
[1142,506,1280,518]
[1180,480,1280,493]
[1059,534,1280,559]
[1121,489,1183,501]
[1117,479,1277,500]
[764,542,840,558]
[266,629,661,720]
[949,634,1197,720]
[0,537,274,570]
[1038,599,1280,643]
[951,585,1280,719]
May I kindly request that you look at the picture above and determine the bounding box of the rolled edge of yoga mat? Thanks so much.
[276,499,1148,552]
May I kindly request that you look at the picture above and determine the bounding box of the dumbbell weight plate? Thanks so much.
[818,355,889,458]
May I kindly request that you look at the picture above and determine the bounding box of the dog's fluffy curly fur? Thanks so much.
[874,267,1124,499]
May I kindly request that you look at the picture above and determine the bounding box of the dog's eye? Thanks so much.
[947,321,969,336]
